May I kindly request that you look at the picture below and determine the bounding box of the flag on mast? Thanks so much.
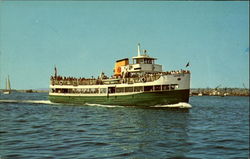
[186,62,190,67]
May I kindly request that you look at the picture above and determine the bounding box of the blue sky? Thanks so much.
[0,1,249,89]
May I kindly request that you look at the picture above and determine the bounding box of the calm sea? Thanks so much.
[0,93,249,159]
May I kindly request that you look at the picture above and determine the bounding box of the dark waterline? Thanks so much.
[0,93,249,159]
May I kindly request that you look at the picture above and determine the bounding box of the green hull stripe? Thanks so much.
[49,89,190,106]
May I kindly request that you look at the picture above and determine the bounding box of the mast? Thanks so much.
[6,76,11,90]
[137,43,141,56]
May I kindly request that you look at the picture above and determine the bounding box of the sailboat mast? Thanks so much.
[5,78,7,90]
[6,76,11,90]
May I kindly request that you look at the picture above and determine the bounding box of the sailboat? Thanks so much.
[3,76,11,94]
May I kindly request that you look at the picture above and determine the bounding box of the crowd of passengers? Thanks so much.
[50,76,104,85]
[163,70,190,75]
[50,70,190,86]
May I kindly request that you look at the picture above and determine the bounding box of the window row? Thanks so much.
[51,84,179,94]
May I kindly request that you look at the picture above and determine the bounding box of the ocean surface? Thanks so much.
[0,93,249,159]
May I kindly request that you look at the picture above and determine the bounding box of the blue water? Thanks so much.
[0,93,249,159]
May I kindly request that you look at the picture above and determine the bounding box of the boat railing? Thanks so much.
[50,70,190,86]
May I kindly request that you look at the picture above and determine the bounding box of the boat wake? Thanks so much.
[0,100,57,105]
[86,102,192,109]
[0,100,123,108]
[151,102,192,108]
[85,103,124,108]
[0,100,191,108]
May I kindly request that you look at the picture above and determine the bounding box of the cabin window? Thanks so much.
[108,87,116,94]
[56,89,62,93]
[80,89,84,93]
[134,86,143,92]
[89,88,98,94]
[154,85,161,91]
[70,89,74,93]
[170,84,179,90]
[170,85,175,90]
[134,67,141,70]
[72,89,77,93]
[116,87,124,93]
[136,59,140,64]
[82,88,89,93]
[100,88,106,94]
[76,88,82,93]
[95,88,99,93]
[144,86,153,92]
[78,89,82,93]
[125,87,133,92]
[145,59,152,64]
[162,85,169,90]
[62,89,69,93]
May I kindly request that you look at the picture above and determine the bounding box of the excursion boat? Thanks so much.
[49,44,191,107]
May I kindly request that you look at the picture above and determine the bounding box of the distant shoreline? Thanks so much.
[0,88,249,96]
[0,89,48,93]
[190,88,249,97]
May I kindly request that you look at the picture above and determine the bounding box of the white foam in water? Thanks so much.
[0,100,191,108]
[151,102,192,108]
[85,103,123,108]
[0,100,122,107]
[0,100,57,105]
[86,102,192,108]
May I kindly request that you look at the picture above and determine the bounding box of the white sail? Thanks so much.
[6,76,11,90]
[3,76,11,94]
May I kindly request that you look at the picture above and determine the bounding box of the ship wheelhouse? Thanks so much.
[120,44,162,74]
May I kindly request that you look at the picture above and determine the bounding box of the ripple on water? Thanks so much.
[31,124,46,129]
[0,130,8,134]
[212,145,237,151]
[113,151,136,157]
[3,139,24,146]
[76,129,86,132]
[4,154,23,158]
[15,119,28,123]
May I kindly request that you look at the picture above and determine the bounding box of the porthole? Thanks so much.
[177,78,181,81]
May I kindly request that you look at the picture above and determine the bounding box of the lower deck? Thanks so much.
[49,89,190,106]
[50,84,180,94]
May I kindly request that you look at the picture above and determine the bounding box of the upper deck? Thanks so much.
[50,44,190,87]
[50,70,190,86]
